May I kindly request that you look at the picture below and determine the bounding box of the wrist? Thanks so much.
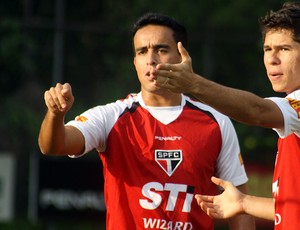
[46,109,66,122]
[241,194,250,215]
[189,74,204,95]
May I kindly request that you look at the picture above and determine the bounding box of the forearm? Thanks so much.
[242,195,275,221]
[191,77,266,125]
[39,110,85,156]
[38,111,67,155]
[228,214,256,230]
[227,184,256,229]
[190,75,283,128]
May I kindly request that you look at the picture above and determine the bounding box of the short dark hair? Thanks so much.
[260,2,300,43]
[132,12,188,48]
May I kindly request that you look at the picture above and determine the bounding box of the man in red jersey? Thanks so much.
[38,12,255,229]
[154,2,300,230]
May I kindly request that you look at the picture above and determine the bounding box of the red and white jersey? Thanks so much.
[67,93,248,230]
[268,90,300,230]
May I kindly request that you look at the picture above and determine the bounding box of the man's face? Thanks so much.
[133,25,182,93]
[264,29,300,94]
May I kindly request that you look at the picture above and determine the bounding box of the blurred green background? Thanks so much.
[0,0,290,229]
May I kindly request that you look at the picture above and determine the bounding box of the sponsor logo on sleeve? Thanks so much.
[287,98,300,118]
[75,116,88,122]
[239,153,244,165]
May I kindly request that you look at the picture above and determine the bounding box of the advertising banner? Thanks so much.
[0,153,15,222]
[36,155,105,221]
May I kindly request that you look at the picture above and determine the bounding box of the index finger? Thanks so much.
[61,83,73,100]
[54,83,72,109]
[195,194,215,203]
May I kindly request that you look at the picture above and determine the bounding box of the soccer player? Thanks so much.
[154,2,300,230]
[38,12,255,229]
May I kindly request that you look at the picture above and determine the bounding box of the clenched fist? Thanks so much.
[44,83,74,115]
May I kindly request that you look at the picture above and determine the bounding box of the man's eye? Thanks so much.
[137,50,146,55]
[281,48,289,51]
[158,49,167,54]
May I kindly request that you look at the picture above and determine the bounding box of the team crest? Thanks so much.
[155,150,183,176]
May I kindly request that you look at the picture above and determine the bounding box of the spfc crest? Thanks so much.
[155,150,183,176]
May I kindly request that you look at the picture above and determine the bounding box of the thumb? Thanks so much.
[177,42,190,63]
[211,177,228,190]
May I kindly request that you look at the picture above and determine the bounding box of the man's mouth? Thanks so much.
[146,71,156,81]
[268,71,283,80]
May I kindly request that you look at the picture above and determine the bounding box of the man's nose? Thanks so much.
[147,50,157,65]
[266,51,281,65]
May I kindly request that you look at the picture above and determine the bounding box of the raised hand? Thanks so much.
[44,83,74,115]
[195,177,245,219]
[154,42,198,93]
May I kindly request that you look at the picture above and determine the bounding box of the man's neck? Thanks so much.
[141,91,182,107]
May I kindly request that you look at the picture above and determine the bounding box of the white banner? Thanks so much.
[0,153,15,222]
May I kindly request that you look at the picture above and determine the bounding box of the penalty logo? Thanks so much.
[155,150,183,176]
